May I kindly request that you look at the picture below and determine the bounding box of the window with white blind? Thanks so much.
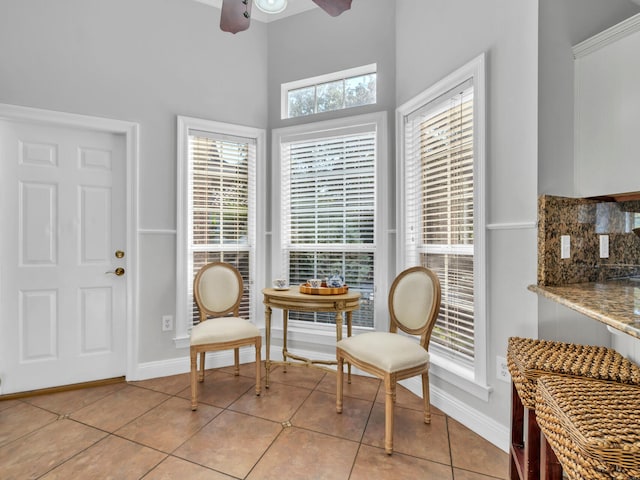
[176,116,265,346]
[273,112,387,330]
[397,54,487,394]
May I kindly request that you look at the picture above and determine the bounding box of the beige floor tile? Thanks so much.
[0,401,58,447]
[145,456,236,479]
[219,360,265,380]
[266,363,327,389]
[454,467,507,480]
[316,371,381,402]
[0,399,22,412]
[0,369,510,480]
[70,385,169,432]
[350,444,454,480]
[374,382,444,414]
[116,396,221,453]
[372,380,447,417]
[176,369,256,408]
[292,390,372,441]
[229,381,312,422]
[23,382,127,415]
[0,419,106,480]
[247,427,359,480]
[174,410,282,478]
[131,372,191,395]
[449,418,509,479]
[41,434,165,479]
[362,403,451,463]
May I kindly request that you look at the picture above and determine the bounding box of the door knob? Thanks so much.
[115,250,125,258]
[106,267,125,276]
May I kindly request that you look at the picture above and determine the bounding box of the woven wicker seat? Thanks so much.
[506,337,640,480]
[536,375,640,480]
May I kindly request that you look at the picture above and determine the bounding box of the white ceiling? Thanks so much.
[193,0,318,23]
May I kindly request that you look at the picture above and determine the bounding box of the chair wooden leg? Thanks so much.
[234,348,240,376]
[198,352,205,382]
[336,353,344,414]
[255,339,261,396]
[384,373,395,455]
[190,348,198,411]
[422,371,431,424]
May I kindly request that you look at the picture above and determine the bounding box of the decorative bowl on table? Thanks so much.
[299,282,349,295]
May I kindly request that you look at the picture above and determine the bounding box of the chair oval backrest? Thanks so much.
[388,266,441,344]
[193,262,243,320]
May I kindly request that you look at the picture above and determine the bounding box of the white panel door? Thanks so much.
[0,120,127,394]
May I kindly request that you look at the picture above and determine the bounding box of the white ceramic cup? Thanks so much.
[273,279,287,289]
[308,278,322,288]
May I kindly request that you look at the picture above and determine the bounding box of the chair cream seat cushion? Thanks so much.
[191,317,260,346]
[337,331,429,373]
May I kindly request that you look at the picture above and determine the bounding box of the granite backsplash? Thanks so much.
[537,195,640,286]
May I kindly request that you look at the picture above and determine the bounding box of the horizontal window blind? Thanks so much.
[188,132,256,324]
[281,132,376,327]
[405,83,475,365]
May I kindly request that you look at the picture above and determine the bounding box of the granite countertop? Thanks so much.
[528,278,640,339]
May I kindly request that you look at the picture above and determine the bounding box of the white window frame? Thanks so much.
[281,63,377,119]
[175,115,266,348]
[271,111,389,346]
[396,53,490,400]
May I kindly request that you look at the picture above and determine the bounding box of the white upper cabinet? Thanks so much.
[574,14,640,197]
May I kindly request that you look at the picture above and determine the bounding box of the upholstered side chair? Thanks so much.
[190,262,261,410]
[336,266,441,454]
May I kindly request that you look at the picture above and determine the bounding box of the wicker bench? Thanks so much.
[507,337,640,480]
[536,375,640,480]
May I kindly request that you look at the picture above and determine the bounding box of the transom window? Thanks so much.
[282,64,377,119]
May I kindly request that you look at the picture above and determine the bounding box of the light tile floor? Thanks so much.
[0,362,508,479]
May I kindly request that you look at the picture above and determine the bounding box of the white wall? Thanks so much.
[0,0,269,363]
[395,0,539,441]
[265,1,397,284]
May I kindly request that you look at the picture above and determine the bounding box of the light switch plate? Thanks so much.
[599,234,609,258]
[561,235,570,259]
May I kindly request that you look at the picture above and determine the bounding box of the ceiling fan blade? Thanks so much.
[220,0,251,34]
[311,0,352,17]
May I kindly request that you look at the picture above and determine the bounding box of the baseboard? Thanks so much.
[130,348,260,381]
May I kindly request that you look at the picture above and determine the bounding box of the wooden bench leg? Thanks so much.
[510,381,540,480]
[540,432,562,480]
[525,408,540,480]
[510,382,525,480]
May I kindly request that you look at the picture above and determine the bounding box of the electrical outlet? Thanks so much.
[496,356,510,383]
[162,315,173,332]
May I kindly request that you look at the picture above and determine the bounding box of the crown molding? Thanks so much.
[573,12,640,58]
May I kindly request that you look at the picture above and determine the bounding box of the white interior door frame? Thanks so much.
[0,103,140,384]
